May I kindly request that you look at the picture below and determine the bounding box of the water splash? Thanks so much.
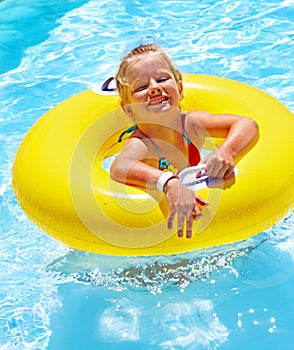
[47,236,265,295]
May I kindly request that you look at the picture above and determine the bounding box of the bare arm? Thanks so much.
[110,137,162,190]
[110,137,208,238]
[189,111,259,178]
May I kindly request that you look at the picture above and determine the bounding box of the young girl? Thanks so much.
[110,44,259,239]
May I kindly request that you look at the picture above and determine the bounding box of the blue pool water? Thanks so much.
[1,0,294,349]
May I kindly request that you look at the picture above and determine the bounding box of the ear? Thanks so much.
[178,81,184,100]
[121,101,136,121]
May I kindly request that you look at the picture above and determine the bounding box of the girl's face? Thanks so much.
[122,54,183,123]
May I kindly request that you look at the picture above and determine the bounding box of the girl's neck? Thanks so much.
[137,114,183,142]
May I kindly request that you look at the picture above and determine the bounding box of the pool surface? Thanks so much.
[1,0,293,349]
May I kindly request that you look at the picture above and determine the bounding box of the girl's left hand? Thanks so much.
[200,150,234,178]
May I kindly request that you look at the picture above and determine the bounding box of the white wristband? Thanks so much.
[157,171,176,192]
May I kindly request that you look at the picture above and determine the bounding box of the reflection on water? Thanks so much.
[100,298,229,348]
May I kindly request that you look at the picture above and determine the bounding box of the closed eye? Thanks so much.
[157,77,170,83]
[133,84,148,93]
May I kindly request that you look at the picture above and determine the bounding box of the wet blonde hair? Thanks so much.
[115,43,182,102]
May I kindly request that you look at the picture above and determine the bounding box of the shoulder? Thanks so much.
[186,110,211,125]
[115,134,150,163]
[184,111,211,134]
[182,112,208,147]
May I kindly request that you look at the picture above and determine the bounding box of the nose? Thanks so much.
[148,82,162,96]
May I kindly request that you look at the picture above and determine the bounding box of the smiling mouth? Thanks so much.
[147,96,169,106]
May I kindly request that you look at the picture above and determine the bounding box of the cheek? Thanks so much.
[131,91,147,102]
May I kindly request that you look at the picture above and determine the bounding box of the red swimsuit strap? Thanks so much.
[182,114,201,166]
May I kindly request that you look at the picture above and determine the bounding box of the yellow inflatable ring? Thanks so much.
[12,74,294,256]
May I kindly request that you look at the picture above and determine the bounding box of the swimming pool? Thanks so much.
[1,0,293,349]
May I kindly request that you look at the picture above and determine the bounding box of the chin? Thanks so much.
[147,102,174,114]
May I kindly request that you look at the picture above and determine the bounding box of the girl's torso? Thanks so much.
[132,114,201,173]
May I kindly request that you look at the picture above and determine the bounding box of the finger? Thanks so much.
[167,208,176,230]
[207,159,226,178]
[224,166,234,178]
[186,216,193,239]
[209,163,222,178]
[177,213,185,238]
[178,228,184,238]
[192,205,202,220]
[195,195,209,207]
